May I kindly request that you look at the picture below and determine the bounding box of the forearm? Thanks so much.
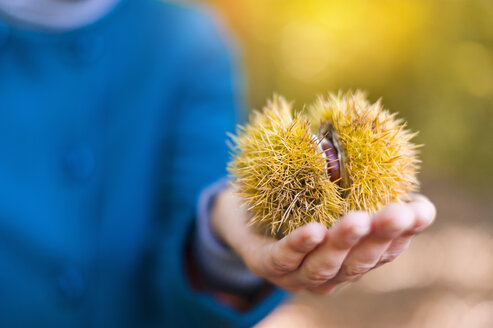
[192,179,264,294]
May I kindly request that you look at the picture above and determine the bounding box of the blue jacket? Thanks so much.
[0,1,285,327]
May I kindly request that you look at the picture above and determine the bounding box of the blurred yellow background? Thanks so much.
[208,0,493,194]
[194,0,493,327]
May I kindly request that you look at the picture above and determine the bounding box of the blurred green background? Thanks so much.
[195,1,493,327]
[207,0,493,196]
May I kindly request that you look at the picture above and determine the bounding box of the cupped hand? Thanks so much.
[211,189,436,295]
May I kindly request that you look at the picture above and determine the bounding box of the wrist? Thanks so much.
[193,180,265,294]
[209,187,231,248]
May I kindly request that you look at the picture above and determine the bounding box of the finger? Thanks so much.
[295,211,371,287]
[377,195,436,266]
[333,203,414,282]
[263,223,326,276]
[406,194,436,235]
[375,235,413,268]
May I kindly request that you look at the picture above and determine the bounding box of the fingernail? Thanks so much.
[305,236,322,248]
[346,226,367,242]
[354,225,369,235]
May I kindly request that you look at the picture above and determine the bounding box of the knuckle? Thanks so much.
[374,259,389,269]
[305,268,336,284]
[376,254,398,267]
[382,252,399,262]
[341,263,373,281]
[269,256,295,275]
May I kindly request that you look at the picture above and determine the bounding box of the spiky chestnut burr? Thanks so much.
[228,96,343,237]
[309,91,420,214]
[228,91,420,238]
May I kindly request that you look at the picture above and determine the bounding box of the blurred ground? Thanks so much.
[256,174,493,327]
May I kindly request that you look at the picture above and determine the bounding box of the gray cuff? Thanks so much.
[193,178,264,294]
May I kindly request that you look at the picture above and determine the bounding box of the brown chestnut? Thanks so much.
[320,137,341,184]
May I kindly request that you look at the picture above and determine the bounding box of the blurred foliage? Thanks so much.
[201,0,493,194]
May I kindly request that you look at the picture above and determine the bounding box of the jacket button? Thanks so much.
[63,147,95,180]
[57,265,86,305]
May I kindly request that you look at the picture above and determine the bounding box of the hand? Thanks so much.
[211,189,436,295]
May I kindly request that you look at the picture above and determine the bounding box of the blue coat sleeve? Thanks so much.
[151,8,287,328]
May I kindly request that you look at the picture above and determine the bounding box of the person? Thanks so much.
[0,0,436,327]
